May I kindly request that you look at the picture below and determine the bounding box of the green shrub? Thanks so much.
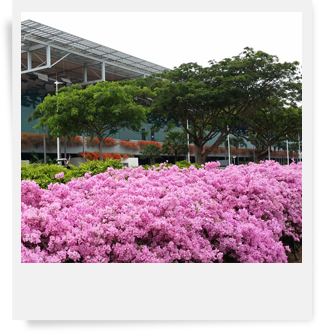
[141,160,202,170]
[63,159,124,183]
[21,159,206,189]
[175,160,202,169]
[21,163,67,189]
[21,159,124,189]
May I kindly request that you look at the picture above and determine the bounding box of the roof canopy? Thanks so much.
[21,20,169,88]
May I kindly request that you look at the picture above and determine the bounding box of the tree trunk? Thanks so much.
[195,145,206,165]
[174,151,178,164]
[255,148,269,162]
[98,135,104,161]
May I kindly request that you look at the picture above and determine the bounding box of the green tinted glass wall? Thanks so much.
[21,92,44,134]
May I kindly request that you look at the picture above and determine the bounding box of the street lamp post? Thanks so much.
[227,125,231,165]
[54,80,63,165]
[186,119,190,163]
[82,134,87,163]
[286,136,289,165]
[298,135,301,162]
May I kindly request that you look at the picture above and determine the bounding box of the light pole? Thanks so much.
[54,80,63,165]
[286,136,289,165]
[186,119,190,163]
[266,112,271,160]
[227,125,231,165]
[298,135,301,162]
[82,133,87,163]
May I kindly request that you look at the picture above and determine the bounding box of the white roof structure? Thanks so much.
[21,20,169,93]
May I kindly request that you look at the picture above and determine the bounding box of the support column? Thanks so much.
[101,62,105,81]
[83,65,88,83]
[46,45,51,67]
[27,51,32,70]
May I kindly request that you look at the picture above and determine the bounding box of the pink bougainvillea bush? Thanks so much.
[21,160,302,263]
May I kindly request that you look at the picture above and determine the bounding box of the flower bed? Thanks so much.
[120,140,140,151]
[21,133,49,149]
[103,137,117,147]
[21,132,83,149]
[60,136,83,147]
[86,137,117,147]
[21,160,302,263]
[138,140,162,150]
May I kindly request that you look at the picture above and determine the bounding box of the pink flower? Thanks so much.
[21,160,302,263]
[84,172,92,179]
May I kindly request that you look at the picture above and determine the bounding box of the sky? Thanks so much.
[21,12,302,70]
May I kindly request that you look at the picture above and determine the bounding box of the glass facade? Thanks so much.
[21,91,45,134]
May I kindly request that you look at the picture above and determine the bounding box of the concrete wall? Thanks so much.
[120,157,139,167]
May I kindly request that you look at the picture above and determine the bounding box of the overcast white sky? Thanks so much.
[21,12,302,70]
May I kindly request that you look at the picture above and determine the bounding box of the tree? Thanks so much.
[140,144,161,165]
[33,81,153,160]
[161,130,189,163]
[148,47,301,164]
[235,104,302,162]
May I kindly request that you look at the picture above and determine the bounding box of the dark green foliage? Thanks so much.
[145,47,301,164]
[235,105,302,161]
[29,152,56,164]
[139,144,162,165]
[161,131,189,163]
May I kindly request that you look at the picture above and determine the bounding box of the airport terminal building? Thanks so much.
[22,20,289,165]
[21,20,179,162]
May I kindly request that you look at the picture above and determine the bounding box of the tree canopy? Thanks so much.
[32,81,154,160]
[146,47,302,164]
[234,102,302,161]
